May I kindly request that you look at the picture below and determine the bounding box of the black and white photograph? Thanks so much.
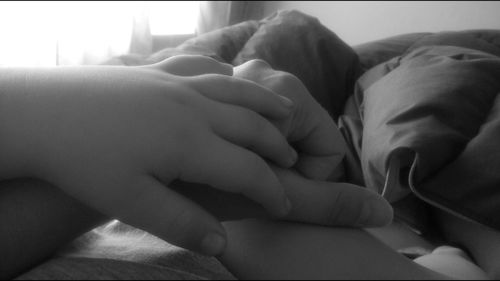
[1,1,500,280]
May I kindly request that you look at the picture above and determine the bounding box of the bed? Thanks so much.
[16,9,500,280]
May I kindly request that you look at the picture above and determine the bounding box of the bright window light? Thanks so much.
[0,1,200,66]
[147,1,200,35]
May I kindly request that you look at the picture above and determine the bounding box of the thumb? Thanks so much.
[233,59,274,81]
[152,55,233,76]
[273,167,394,228]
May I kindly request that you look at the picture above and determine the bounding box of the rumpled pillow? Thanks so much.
[360,45,500,230]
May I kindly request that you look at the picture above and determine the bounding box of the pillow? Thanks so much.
[233,10,362,120]
[360,45,500,230]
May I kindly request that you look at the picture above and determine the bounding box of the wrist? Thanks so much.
[0,68,45,180]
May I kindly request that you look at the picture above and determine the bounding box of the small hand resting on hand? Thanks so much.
[0,58,299,256]
[170,57,393,229]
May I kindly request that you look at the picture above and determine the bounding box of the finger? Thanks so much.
[70,175,227,256]
[273,167,394,228]
[233,59,274,81]
[180,135,292,218]
[152,55,234,76]
[188,74,294,120]
[295,109,348,156]
[204,101,297,168]
[295,154,345,181]
[170,180,268,221]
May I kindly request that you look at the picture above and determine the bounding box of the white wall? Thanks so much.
[262,1,500,45]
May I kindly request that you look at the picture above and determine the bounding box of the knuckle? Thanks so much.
[276,71,300,85]
[247,59,270,68]
[325,190,349,225]
[202,73,226,81]
[249,114,275,142]
[209,74,236,89]
[194,55,220,67]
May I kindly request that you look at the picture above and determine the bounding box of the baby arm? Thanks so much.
[0,179,105,279]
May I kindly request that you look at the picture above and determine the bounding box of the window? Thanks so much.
[0,1,200,66]
[147,1,200,35]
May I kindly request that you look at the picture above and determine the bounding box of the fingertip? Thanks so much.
[222,62,234,76]
[201,231,228,256]
[276,146,298,169]
[270,196,293,219]
[289,146,298,167]
[360,194,394,227]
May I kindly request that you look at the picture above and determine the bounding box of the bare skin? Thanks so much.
[5,56,494,280]
[219,219,451,280]
[0,56,392,279]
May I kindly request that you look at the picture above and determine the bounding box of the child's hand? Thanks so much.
[234,60,349,180]
[0,65,298,256]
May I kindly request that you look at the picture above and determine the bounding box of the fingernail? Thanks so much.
[279,95,294,108]
[289,146,298,166]
[201,233,226,256]
[273,197,293,218]
[222,63,234,75]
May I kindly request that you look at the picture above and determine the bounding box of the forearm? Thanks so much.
[0,178,106,279]
[219,219,450,280]
[0,68,107,277]
[0,66,123,181]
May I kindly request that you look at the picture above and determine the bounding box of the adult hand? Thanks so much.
[234,60,349,181]
[173,166,393,228]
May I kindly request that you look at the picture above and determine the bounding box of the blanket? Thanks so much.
[350,30,500,232]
